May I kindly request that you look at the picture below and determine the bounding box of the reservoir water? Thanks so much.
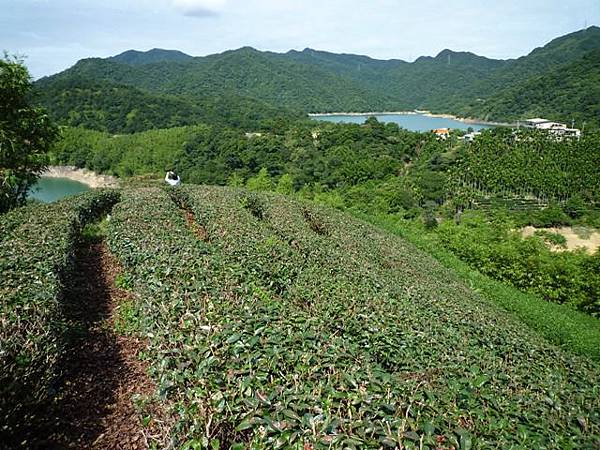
[312,113,493,132]
[28,177,90,203]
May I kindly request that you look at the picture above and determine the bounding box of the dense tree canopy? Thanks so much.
[52,119,600,220]
[1,56,58,213]
[34,75,304,134]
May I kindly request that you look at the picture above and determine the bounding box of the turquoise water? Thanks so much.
[312,113,492,132]
[28,177,90,203]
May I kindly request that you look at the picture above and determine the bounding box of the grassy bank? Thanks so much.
[362,213,600,361]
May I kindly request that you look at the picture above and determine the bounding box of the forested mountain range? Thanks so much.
[35,26,600,130]
[34,74,303,133]
[459,49,600,125]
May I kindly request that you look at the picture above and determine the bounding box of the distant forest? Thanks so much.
[51,120,600,315]
[35,26,600,130]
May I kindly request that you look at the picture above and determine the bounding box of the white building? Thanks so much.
[523,118,555,129]
[461,131,482,142]
[522,118,581,139]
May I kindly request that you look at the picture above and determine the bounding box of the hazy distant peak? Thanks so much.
[435,49,456,58]
[234,46,260,53]
[573,25,600,36]
[531,25,600,53]
[109,49,193,65]
[434,49,492,61]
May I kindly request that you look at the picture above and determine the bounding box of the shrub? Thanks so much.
[529,203,571,227]
[239,192,266,220]
[534,229,567,247]
[302,207,328,235]
[563,194,588,219]
[105,185,600,448]
[0,189,120,435]
[275,173,295,195]
[246,167,273,192]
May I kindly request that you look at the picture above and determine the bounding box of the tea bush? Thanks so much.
[0,189,120,432]
[107,186,600,449]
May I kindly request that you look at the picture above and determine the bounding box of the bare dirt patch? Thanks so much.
[522,226,600,254]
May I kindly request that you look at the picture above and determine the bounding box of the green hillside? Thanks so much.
[34,75,303,133]
[50,122,600,318]
[42,48,394,112]
[52,120,600,207]
[458,49,600,125]
[441,26,600,116]
[35,27,600,126]
[473,26,600,93]
[108,48,193,65]
[285,48,507,110]
[1,186,599,447]
[51,119,427,184]
[5,14,600,450]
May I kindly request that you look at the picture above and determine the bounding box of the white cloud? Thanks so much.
[171,0,227,16]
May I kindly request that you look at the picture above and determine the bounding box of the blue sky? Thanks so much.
[2,0,599,78]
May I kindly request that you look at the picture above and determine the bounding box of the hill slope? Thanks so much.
[87,186,600,446]
[34,74,303,132]
[2,185,599,446]
[42,48,394,112]
[285,47,508,110]
[36,27,600,126]
[475,25,600,93]
[108,48,193,65]
[459,48,600,124]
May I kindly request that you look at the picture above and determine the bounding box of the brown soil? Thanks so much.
[521,226,600,254]
[21,241,164,449]
[185,210,209,242]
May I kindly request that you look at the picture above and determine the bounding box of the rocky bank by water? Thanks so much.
[44,166,118,188]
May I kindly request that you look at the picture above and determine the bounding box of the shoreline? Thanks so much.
[309,111,417,117]
[422,112,514,127]
[42,166,119,188]
[309,111,513,127]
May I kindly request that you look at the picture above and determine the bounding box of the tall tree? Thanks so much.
[0,55,58,213]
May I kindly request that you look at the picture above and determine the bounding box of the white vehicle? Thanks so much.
[165,171,181,186]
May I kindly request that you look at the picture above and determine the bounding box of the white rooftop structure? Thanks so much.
[461,131,482,142]
[523,118,564,129]
[524,118,550,126]
[522,118,581,139]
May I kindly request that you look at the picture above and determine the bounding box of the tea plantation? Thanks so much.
[0,190,120,435]
[2,185,599,448]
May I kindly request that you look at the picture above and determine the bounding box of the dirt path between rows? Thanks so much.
[25,241,160,449]
[184,209,209,242]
